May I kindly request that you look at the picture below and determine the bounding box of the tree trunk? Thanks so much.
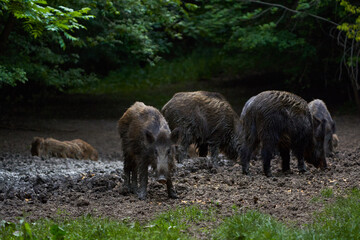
[0,13,15,53]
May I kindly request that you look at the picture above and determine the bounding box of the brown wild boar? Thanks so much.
[173,143,199,160]
[118,102,179,200]
[69,139,99,160]
[308,99,339,157]
[31,137,98,161]
[240,90,327,177]
[161,91,242,163]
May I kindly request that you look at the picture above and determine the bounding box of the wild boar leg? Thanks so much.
[209,145,219,161]
[177,140,190,162]
[241,135,260,175]
[138,162,149,200]
[198,143,208,157]
[241,145,252,175]
[293,148,307,173]
[123,158,132,192]
[261,146,274,177]
[279,146,291,172]
[130,165,138,194]
[166,178,178,199]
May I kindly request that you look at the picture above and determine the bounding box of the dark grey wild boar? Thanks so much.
[118,102,180,200]
[308,99,339,157]
[161,91,242,163]
[240,96,256,121]
[240,90,327,177]
[240,96,259,160]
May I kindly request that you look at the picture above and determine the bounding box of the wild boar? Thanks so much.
[308,99,338,157]
[31,137,98,160]
[70,139,99,161]
[161,91,242,163]
[31,137,45,157]
[240,96,259,160]
[240,90,327,177]
[240,96,256,121]
[118,102,179,200]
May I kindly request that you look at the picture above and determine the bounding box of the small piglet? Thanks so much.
[31,137,98,161]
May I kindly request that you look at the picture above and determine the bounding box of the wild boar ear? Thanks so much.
[170,127,180,143]
[145,130,155,144]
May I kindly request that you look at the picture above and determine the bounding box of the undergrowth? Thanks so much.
[70,49,245,95]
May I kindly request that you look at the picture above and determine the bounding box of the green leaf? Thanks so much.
[185,3,198,11]
[50,224,66,240]
[297,3,311,11]
[23,222,33,239]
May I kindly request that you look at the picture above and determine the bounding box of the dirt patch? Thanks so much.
[0,114,359,237]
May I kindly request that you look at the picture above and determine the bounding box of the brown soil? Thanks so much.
[0,94,359,238]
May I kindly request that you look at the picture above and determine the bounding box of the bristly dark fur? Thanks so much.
[118,101,179,200]
[161,91,242,162]
[240,90,326,177]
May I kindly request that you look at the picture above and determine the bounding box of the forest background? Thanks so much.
[1,0,360,114]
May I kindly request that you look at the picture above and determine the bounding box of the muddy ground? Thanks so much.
[0,96,359,238]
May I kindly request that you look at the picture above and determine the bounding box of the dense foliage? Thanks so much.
[1,0,360,108]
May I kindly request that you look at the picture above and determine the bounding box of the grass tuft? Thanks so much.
[320,187,335,199]
[306,188,360,240]
[213,210,299,240]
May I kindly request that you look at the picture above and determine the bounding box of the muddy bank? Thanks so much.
[0,115,359,232]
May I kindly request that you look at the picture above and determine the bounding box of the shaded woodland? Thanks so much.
[1,0,360,112]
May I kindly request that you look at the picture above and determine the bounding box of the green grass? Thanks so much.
[320,187,335,198]
[0,205,217,240]
[213,210,300,240]
[215,188,360,240]
[2,189,360,240]
[307,188,360,239]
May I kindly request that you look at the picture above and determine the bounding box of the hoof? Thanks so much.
[121,185,132,195]
[282,169,293,175]
[168,190,178,199]
[138,192,147,200]
[265,173,273,177]
[298,165,307,173]
[169,193,178,199]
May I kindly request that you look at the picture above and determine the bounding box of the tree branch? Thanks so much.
[242,0,339,26]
